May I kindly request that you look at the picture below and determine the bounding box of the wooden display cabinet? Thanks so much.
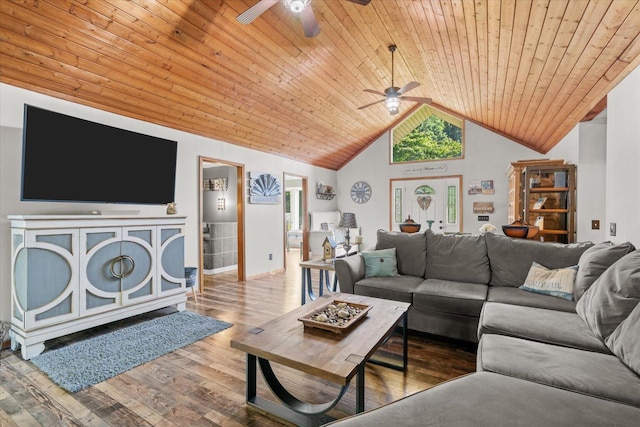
[507,160,576,243]
[520,164,576,243]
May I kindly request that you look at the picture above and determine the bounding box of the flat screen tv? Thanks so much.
[21,104,177,205]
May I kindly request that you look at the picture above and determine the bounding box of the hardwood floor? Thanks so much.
[0,250,476,426]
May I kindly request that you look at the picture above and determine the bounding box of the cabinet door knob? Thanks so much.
[109,255,135,279]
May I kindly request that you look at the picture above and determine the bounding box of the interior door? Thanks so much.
[391,176,462,233]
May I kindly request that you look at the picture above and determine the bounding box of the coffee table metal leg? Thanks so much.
[246,353,257,402]
[356,363,365,413]
[367,310,408,371]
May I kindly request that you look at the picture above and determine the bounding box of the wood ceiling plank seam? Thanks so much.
[0,59,298,159]
[406,2,441,107]
[524,0,633,145]
[460,0,484,126]
[106,0,344,134]
[427,0,467,114]
[494,0,517,130]
[432,0,467,116]
[503,0,547,139]
[510,0,570,138]
[498,0,532,134]
[539,4,640,149]
[512,0,611,144]
[449,0,479,118]
[391,1,441,113]
[109,1,330,125]
[473,0,490,125]
[486,0,504,129]
[515,1,589,143]
[372,1,416,87]
[112,0,362,145]
[305,3,389,121]
[25,1,278,120]
[421,0,461,115]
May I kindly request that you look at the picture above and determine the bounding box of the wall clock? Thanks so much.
[350,181,372,204]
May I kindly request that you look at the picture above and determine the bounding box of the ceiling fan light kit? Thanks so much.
[237,0,370,37]
[283,0,311,13]
[359,44,433,115]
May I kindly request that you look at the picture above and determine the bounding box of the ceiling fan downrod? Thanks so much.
[389,44,397,88]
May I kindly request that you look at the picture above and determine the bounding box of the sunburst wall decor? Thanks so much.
[249,172,282,204]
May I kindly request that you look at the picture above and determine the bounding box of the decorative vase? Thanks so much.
[399,215,421,233]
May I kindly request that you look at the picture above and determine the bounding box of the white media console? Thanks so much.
[8,215,187,359]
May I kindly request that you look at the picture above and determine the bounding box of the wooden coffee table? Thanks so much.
[230,293,410,427]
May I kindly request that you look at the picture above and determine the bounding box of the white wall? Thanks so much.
[607,65,640,245]
[575,114,607,243]
[0,83,337,322]
[337,119,585,248]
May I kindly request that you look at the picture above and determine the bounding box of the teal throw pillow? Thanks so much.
[519,262,578,300]
[361,248,399,277]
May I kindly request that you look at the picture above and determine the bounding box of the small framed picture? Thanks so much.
[320,222,329,231]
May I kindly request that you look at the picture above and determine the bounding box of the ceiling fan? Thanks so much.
[236,0,371,38]
[358,45,432,115]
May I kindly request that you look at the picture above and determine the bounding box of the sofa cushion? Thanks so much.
[487,287,576,312]
[519,262,578,300]
[574,241,636,301]
[485,233,593,287]
[425,230,490,284]
[353,275,424,303]
[375,229,427,277]
[478,302,609,353]
[607,301,640,377]
[577,250,640,341]
[413,279,487,317]
[323,372,640,427]
[361,248,398,277]
[477,334,640,407]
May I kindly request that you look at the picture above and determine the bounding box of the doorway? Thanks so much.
[199,157,245,291]
[283,173,309,269]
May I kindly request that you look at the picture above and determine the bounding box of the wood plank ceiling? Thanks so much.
[1,0,639,170]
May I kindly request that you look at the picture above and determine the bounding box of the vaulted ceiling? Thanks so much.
[1,0,639,170]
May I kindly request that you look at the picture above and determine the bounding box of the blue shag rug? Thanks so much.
[30,311,233,393]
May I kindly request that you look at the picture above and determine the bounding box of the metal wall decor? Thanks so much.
[203,177,228,191]
[249,172,282,204]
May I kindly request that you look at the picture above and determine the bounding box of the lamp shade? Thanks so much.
[340,212,357,229]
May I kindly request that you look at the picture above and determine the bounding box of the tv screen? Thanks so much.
[21,105,177,205]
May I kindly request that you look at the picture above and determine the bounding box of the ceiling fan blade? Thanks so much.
[237,0,279,25]
[397,81,421,95]
[400,96,433,104]
[357,99,385,110]
[363,88,386,97]
[300,6,320,37]
[345,0,371,5]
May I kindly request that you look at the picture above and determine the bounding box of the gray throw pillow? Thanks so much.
[485,233,593,287]
[606,302,640,377]
[574,241,636,301]
[576,250,640,341]
[425,230,490,284]
[375,229,427,277]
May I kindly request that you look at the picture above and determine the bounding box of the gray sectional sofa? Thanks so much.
[329,230,640,426]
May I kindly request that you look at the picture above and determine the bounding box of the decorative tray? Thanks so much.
[298,300,372,334]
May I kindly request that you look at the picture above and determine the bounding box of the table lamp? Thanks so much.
[339,212,358,254]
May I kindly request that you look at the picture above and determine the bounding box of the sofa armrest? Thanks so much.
[334,255,365,294]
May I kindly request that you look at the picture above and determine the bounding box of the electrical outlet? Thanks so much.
[610,223,616,237]
[591,220,600,230]
[268,253,273,260]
